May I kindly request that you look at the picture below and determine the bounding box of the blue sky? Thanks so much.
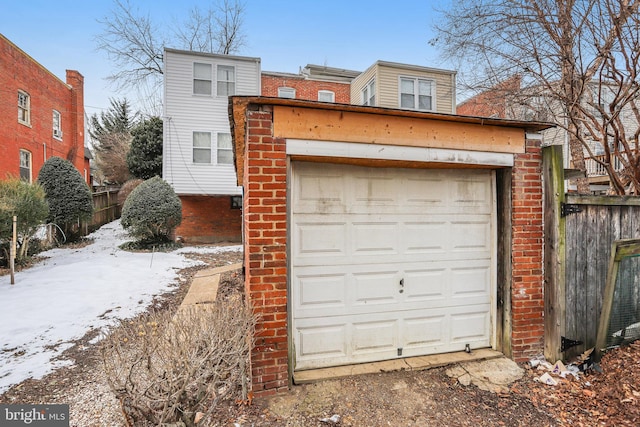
[0,0,453,116]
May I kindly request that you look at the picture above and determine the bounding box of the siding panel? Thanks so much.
[163,49,260,194]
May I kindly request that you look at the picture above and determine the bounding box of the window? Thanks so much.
[318,90,335,102]
[18,90,30,125]
[53,110,62,139]
[231,195,242,209]
[361,79,375,106]
[193,132,211,163]
[217,65,235,96]
[19,150,32,182]
[193,63,212,95]
[400,77,434,111]
[278,87,296,99]
[217,133,233,164]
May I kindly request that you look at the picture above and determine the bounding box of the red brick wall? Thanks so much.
[175,195,242,244]
[510,137,544,361]
[0,35,87,183]
[261,74,351,103]
[241,106,545,394]
[242,108,289,397]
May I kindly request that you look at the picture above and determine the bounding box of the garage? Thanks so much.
[229,96,548,395]
[291,161,495,370]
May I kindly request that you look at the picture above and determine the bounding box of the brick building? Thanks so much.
[0,34,89,184]
[261,64,359,103]
[230,96,550,396]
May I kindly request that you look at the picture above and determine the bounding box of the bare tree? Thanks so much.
[89,98,139,185]
[174,0,246,54]
[96,0,246,94]
[434,0,640,194]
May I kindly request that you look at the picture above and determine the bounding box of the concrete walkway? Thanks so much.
[179,263,243,308]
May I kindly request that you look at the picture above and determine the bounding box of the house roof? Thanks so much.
[366,60,457,76]
[164,47,261,64]
[229,96,555,185]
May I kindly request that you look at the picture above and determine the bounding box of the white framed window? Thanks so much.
[19,149,32,182]
[399,77,434,111]
[18,90,30,125]
[193,131,211,163]
[318,90,335,102]
[53,110,62,139]
[217,133,233,164]
[193,62,212,95]
[361,79,375,106]
[217,65,235,96]
[278,87,296,99]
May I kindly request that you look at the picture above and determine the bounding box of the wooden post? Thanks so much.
[543,145,566,362]
[10,215,16,285]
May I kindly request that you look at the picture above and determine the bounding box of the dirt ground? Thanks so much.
[2,248,640,426]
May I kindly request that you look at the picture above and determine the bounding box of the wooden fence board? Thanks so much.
[563,196,640,358]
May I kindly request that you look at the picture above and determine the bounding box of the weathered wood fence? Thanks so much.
[563,196,640,358]
[543,145,640,361]
[80,188,121,236]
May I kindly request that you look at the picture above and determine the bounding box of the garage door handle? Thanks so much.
[399,278,404,293]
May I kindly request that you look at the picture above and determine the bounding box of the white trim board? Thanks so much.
[286,139,514,167]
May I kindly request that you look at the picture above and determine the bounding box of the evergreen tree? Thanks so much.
[127,117,163,180]
[121,177,181,244]
[37,157,93,240]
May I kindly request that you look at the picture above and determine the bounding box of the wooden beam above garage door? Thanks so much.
[273,106,525,154]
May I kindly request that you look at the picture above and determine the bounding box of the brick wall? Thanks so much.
[240,104,545,394]
[175,195,242,244]
[510,137,544,361]
[0,35,86,183]
[242,107,289,397]
[261,74,351,103]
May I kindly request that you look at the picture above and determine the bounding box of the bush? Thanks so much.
[120,176,181,244]
[37,157,93,240]
[0,178,49,264]
[117,179,143,207]
[101,301,255,426]
[127,116,163,180]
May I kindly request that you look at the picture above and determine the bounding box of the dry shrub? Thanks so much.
[117,179,143,206]
[101,301,255,427]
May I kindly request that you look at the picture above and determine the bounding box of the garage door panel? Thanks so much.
[403,315,447,348]
[450,220,492,252]
[297,324,347,359]
[353,271,401,305]
[353,176,397,204]
[352,319,398,354]
[451,265,491,299]
[352,222,399,255]
[292,162,495,370]
[450,308,492,345]
[293,222,347,259]
[297,274,347,309]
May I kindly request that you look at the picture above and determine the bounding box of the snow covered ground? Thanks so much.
[0,220,241,393]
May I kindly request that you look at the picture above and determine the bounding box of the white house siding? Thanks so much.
[163,48,261,195]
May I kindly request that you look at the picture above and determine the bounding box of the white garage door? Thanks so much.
[291,161,496,370]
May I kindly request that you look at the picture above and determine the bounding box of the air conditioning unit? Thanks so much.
[53,129,62,138]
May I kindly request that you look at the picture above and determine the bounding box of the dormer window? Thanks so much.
[400,77,434,111]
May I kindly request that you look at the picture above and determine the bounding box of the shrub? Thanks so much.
[0,178,49,264]
[101,301,255,426]
[127,116,163,180]
[37,156,93,240]
[117,179,144,207]
[120,176,181,244]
